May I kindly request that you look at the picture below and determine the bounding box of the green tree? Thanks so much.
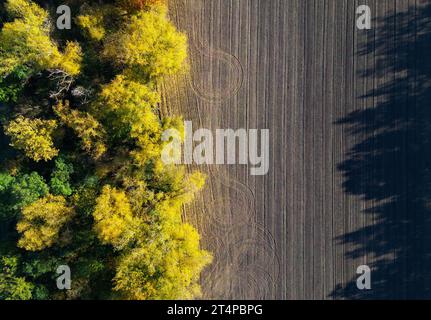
[0,65,30,103]
[11,172,49,211]
[0,256,33,300]
[72,176,99,217]
[50,157,74,196]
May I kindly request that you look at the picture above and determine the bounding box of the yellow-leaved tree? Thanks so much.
[54,101,107,160]
[113,171,211,299]
[16,194,74,251]
[114,223,212,300]
[96,75,165,165]
[98,75,161,133]
[0,0,212,301]
[104,7,188,80]
[0,0,82,77]
[93,185,138,250]
[5,116,58,162]
[76,4,121,42]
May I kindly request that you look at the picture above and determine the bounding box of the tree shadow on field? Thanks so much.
[332,4,431,299]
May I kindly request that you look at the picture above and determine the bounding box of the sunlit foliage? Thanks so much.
[76,4,121,41]
[54,101,107,160]
[114,199,212,300]
[0,0,211,300]
[17,194,74,251]
[0,0,82,77]
[77,13,107,41]
[104,8,188,80]
[93,185,137,250]
[4,116,58,162]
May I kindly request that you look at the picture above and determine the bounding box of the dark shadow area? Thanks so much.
[333,3,431,299]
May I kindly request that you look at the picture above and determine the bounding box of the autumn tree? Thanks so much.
[93,185,138,250]
[114,206,212,300]
[104,7,188,80]
[77,12,106,42]
[54,101,107,160]
[0,0,82,77]
[17,194,74,251]
[0,0,211,300]
[76,4,121,42]
[4,116,58,162]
